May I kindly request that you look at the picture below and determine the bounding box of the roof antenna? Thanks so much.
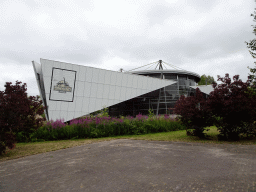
[159,60,163,70]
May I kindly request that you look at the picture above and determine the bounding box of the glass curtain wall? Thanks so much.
[108,73,198,117]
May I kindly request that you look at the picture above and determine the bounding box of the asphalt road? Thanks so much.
[1,139,256,192]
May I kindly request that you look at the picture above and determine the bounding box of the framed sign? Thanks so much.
[49,67,76,102]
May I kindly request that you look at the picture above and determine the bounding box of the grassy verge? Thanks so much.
[1,126,256,162]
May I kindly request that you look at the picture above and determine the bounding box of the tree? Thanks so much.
[0,81,46,155]
[31,95,46,119]
[13,94,46,120]
[245,5,256,98]
[206,74,256,140]
[198,74,217,85]
[174,88,214,138]
[174,73,256,141]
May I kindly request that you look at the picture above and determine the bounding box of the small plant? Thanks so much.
[90,106,109,118]
[148,108,154,118]
[99,106,109,117]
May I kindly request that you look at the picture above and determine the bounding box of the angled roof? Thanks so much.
[189,85,215,95]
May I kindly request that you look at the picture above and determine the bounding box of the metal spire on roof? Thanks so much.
[155,60,164,70]
[127,60,190,72]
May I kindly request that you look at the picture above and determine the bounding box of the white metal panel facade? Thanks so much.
[32,59,177,123]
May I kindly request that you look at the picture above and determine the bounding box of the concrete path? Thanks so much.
[1,139,256,192]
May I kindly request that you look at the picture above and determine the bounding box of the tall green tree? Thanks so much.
[198,74,216,85]
[245,4,256,98]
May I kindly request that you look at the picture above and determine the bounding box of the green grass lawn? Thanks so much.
[1,126,256,162]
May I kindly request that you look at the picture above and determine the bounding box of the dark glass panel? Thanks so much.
[164,74,177,80]
[188,75,195,81]
[178,74,187,79]
[189,81,196,86]
[147,74,161,78]
[178,79,186,86]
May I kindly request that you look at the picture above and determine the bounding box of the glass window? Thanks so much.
[179,79,186,86]
[146,73,161,78]
[188,76,195,81]
[178,75,187,80]
[164,74,177,80]
[189,80,196,86]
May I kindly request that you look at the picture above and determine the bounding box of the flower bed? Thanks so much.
[30,114,186,141]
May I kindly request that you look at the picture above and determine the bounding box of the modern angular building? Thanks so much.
[32,59,214,124]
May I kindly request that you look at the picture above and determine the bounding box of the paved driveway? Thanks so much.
[1,139,256,192]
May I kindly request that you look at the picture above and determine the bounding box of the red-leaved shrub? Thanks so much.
[206,74,256,140]
[0,80,46,155]
[174,88,214,138]
[174,73,256,140]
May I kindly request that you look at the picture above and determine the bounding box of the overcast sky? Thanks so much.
[1,0,255,98]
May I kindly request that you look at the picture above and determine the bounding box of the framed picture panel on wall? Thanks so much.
[49,67,76,102]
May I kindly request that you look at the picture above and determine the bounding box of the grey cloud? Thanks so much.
[186,0,219,11]
[0,0,255,97]
[115,16,254,66]
[146,4,179,26]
